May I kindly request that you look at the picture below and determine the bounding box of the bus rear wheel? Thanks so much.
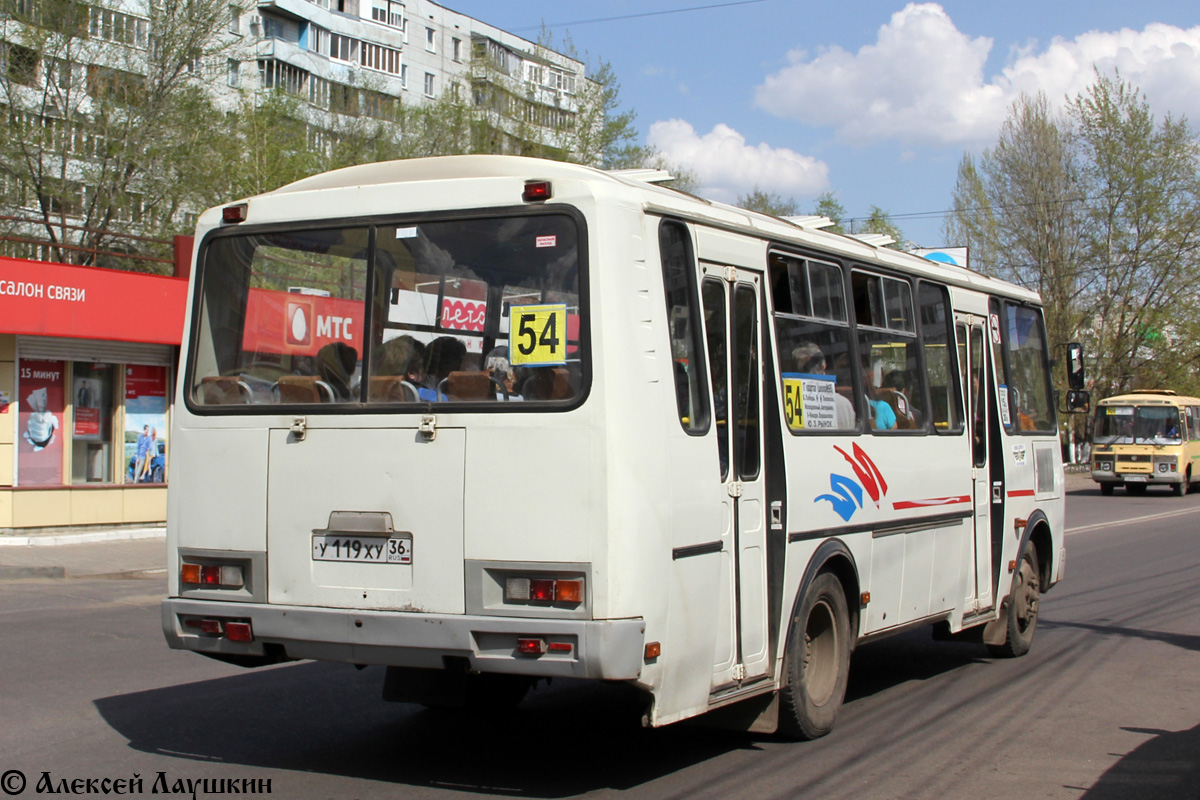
[779,572,851,740]
[988,541,1039,658]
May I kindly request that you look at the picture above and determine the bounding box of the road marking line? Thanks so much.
[1066,506,1200,535]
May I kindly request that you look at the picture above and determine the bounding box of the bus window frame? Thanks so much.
[182,204,592,417]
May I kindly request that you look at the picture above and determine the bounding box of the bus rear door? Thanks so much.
[702,265,770,690]
[957,315,994,614]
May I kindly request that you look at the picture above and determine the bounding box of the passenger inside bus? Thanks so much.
[425,337,466,400]
[316,342,357,401]
[882,370,920,427]
[370,335,425,402]
[861,359,897,430]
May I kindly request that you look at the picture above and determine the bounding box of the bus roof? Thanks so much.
[1097,390,1200,407]
[257,154,1040,305]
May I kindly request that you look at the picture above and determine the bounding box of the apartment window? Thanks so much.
[261,16,286,40]
[309,75,330,107]
[330,33,357,63]
[90,7,149,47]
[227,58,240,87]
[400,63,407,88]
[5,44,40,86]
[309,25,330,56]
[452,37,461,62]
[371,0,403,28]
[360,41,401,75]
[425,26,435,53]
[259,59,306,94]
[228,5,240,34]
[423,71,434,97]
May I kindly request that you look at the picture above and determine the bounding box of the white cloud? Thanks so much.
[647,119,829,202]
[754,3,1200,147]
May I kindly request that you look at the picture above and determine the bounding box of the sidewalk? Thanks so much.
[0,527,166,581]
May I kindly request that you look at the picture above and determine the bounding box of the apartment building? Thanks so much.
[234,0,593,157]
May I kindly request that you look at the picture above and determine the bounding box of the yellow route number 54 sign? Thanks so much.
[509,303,568,366]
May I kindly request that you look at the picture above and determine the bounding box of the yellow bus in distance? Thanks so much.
[1091,390,1200,496]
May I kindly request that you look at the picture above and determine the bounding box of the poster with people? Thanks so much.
[17,359,65,486]
[124,365,168,484]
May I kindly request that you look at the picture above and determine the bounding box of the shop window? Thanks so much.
[70,363,115,483]
[17,359,66,486]
[125,365,169,483]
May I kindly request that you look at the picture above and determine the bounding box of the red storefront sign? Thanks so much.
[0,256,188,344]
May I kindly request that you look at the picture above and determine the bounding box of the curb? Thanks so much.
[0,565,66,580]
[0,528,166,547]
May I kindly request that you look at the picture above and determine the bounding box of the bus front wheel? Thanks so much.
[988,541,1039,658]
[779,572,851,740]
[1100,483,1114,496]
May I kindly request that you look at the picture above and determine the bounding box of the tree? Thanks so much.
[811,191,846,233]
[943,72,1200,408]
[0,0,241,269]
[858,205,906,249]
[737,185,798,216]
[943,92,1089,374]
[1070,73,1200,397]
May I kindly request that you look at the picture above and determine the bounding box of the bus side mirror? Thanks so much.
[1065,389,1090,414]
[1067,343,1085,390]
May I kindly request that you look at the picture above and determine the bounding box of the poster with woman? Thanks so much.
[124,365,168,483]
[17,359,65,486]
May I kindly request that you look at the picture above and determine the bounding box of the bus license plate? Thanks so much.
[1123,475,1148,483]
[312,534,411,564]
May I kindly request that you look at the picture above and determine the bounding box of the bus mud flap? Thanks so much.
[697,691,779,734]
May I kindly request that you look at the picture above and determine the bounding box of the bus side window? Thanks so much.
[852,271,923,433]
[658,221,710,434]
[917,282,962,433]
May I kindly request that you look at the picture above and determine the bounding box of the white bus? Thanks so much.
[162,155,1081,737]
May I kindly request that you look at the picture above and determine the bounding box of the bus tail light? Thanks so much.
[182,617,254,642]
[504,575,585,606]
[522,180,552,202]
[180,561,244,589]
[516,637,546,655]
[225,622,254,642]
[222,203,248,224]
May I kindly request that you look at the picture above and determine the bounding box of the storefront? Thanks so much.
[0,255,188,532]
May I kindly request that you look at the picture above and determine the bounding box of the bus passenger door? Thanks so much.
[956,316,993,613]
[701,266,770,691]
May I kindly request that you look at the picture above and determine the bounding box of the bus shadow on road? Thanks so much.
[1077,724,1200,798]
[94,662,757,797]
[845,628,990,702]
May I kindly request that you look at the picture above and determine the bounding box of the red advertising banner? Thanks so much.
[242,288,362,358]
[73,406,100,437]
[17,359,65,486]
[0,256,188,344]
[125,364,168,400]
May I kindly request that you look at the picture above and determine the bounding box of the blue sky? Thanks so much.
[445,1,1200,248]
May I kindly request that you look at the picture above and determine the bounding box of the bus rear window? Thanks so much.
[189,214,584,409]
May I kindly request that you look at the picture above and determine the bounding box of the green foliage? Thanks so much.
[811,192,846,233]
[944,71,1200,414]
[737,186,799,217]
[859,206,906,249]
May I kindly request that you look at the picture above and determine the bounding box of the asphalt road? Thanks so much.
[1,482,1198,800]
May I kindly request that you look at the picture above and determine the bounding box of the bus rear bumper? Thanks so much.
[161,598,646,680]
